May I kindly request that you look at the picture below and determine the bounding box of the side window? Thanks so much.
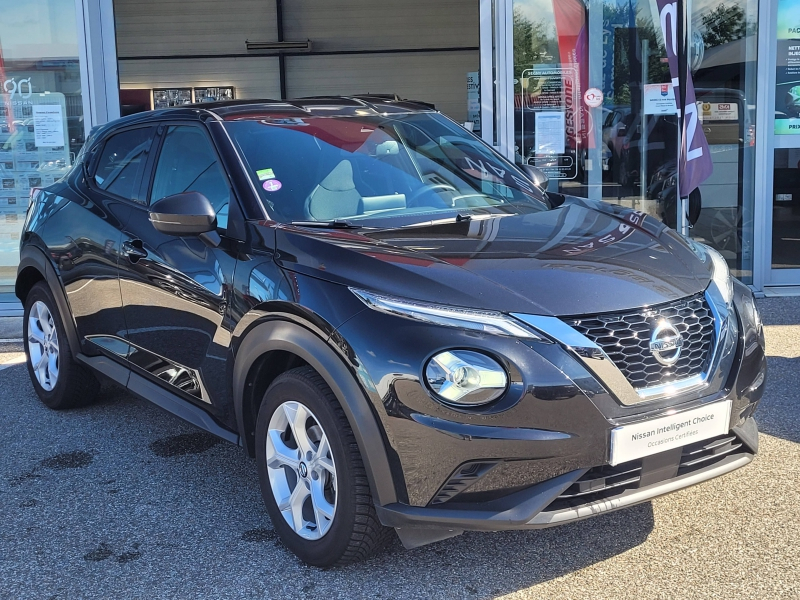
[150,125,230,229]
[93,127,154,201]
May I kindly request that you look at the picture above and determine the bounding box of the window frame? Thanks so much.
[142,122,236,232]
[86,124,157,204]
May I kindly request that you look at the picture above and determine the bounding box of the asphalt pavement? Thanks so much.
[1,299,799,600]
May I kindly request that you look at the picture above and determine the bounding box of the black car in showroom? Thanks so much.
[16,96,765,567]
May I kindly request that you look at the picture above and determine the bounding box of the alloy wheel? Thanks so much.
[265,400,337,540]
[27,300,59,391]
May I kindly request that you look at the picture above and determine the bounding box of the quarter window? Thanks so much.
[150,126,230,229]
[93,127,154,200]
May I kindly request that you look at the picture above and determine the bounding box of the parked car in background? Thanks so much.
[647,160,703,228]
[17,96,765,567]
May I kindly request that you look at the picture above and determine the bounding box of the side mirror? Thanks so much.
[520,164,550,191]
[149,191,217,236]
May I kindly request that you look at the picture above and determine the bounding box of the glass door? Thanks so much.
[511,0,677,213]
[769,0,800,284]
[507,0,759,283]
[0,0,88,290]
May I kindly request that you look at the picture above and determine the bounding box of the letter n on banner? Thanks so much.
[655,0,713,197]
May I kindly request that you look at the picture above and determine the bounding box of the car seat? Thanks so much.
[304,159,361,220]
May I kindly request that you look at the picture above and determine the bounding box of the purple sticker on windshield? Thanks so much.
[263,179,282,192]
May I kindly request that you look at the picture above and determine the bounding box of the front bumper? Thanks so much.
[330,275,765,546]
[377,418,757,548]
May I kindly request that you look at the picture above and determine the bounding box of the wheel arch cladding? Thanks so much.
[17,246,82,355]
[233,319,398,506]
[16,265,45,303]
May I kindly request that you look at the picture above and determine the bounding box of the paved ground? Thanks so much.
[1,300,799,600]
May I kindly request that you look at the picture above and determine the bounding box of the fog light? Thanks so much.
[425,350,507,406]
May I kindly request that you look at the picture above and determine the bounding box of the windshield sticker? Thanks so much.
[263,179,283,192]
[257,168,276,181]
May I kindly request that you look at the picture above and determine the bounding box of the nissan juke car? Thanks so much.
[16,96,765,567]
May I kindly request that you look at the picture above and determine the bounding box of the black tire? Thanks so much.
[23,281,99,409]
[255,366,393,567]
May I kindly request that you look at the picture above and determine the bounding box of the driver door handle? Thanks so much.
[122,239,148,262]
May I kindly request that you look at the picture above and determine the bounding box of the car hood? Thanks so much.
[271,197,712,317]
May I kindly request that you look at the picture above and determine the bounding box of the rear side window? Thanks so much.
[150,125,230,229]
[93,127,154,201]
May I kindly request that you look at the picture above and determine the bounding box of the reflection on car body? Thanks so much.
[16,96,765,568]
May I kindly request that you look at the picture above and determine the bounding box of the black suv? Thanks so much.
[16,97,765,567]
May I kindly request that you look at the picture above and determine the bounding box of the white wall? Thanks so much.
[286,52,479,122]
[282,0,478,51]
[113,0,479,121]
[118,57,282,100]
[114,0,277,57]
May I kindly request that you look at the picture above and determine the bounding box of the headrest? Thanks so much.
[318,160,355,192]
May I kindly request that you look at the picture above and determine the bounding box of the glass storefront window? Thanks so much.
[771,148,800,269]
[511,0,758,283]
[688,0,759,283]
[0,0,85,289]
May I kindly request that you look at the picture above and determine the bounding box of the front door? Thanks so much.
[117,124,238,413]
[49,125,154,352]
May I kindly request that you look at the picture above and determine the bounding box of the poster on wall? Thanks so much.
[466,72,480,132]
[32,105,65,147]
[643,83,677,115]
[535,112,566,155]
[518,65,579,179]
[153,88,192,109]
[0,88,70,263]
[775,0,800,134]
[194,86,235,103]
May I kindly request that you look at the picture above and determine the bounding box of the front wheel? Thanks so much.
[23,281,99,409]
[255,366,392,567]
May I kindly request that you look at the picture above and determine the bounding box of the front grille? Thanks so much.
[563,293,715,389]
[550,463,643,509]
[677,433,742,475]
[544,433,747,512]
[429,461,498,505]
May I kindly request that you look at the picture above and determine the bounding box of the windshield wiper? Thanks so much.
[289,219,361,229]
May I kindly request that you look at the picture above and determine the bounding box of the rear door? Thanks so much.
[47,125,154,354]
[117,123,238,412]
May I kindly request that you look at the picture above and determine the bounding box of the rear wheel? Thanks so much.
[255,366,392,567]
[23,281,99,409]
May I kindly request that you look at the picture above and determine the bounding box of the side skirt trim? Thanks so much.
[78,353,239,445]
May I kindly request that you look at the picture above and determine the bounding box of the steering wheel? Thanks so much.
[406,183,458,207]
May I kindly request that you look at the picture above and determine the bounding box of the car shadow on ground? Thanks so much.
[1,365,656,599]
[755,297,800,444]
[757,356,800,444]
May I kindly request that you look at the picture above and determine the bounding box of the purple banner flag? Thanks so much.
[655,0,714,197]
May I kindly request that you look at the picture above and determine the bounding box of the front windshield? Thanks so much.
[224,112,549,226]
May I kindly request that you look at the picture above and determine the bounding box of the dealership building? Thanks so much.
[1,0,799,305]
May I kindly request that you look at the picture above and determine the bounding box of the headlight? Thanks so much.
[687,241,733,306]
[425,350,507,406]
[350,289,542,339]
[707,246,734,305]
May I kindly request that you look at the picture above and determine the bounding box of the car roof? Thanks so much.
[109,94,434,127]
[87,94,436,149]
[87,95,438,144]
[204,95,437,118]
